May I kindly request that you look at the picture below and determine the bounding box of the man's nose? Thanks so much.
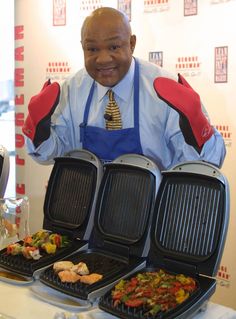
[96,50,113,63]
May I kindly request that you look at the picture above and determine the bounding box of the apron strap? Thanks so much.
[133,58,140,128]
[83,80,95,125]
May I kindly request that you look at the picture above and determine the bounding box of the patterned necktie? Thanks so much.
[104,89,122,130]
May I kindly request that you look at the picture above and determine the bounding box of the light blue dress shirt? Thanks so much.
[26,58,226,170]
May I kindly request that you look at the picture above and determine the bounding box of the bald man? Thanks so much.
[23,7,225,169]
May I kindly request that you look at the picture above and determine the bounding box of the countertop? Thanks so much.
[0,280,236,319]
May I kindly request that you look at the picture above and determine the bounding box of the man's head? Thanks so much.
[81,7,136,87]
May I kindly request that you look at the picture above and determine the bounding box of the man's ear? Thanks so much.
[130,34,136,53]
[80,40,85,50]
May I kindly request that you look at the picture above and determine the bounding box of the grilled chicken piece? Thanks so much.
[58,270,81,283]
[53,261,74,273]
[79,273,103,285]
[71,262,89,275]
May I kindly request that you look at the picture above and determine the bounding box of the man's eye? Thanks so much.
[87,47,97,52]
[110,45,120,51]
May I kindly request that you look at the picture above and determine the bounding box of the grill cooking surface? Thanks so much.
[99,268,214,319]
[97,168,154,243]
[43,158,98,238]
[154,175,224,259]
[40,251,142,300]
[0,239,85,277]
[100,289,200,319]
[148,171,227,278]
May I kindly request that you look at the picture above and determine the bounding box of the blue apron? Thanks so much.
[80,60,143,162]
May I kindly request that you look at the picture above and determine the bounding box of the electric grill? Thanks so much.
[39,154,162,301]
[0,145,9,197]
[0,149,103,279]
[99,160,230,319]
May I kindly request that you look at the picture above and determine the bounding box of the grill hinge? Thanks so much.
[163,257,198,276]
[103,240,130,260]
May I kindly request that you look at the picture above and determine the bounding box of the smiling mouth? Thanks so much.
[97,67,116,76]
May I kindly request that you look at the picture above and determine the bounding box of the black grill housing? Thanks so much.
[0,151,102,277]
[39,155,161,300]
[99,161,229,319]
[41,250,134,300]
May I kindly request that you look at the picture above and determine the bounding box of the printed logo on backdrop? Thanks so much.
[15,25,26,195]
[79,0,102,15]
[214,46,228,83]
[184,0,198,16]
[211,0,235,4]
[53,0,66,26]
[175,56,201,77]
[144,0,170,13]
[216,265,231,288]
[149,51,163,67]
[118,0,132,21]
[214,124,232,147]
[46,61,72,83]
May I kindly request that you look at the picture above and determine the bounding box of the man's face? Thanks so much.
[81,15,136,87]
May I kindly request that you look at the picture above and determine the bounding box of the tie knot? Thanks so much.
[107,89,114,102]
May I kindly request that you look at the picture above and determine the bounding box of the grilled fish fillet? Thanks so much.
[71,262,89,275]
[79,273,103,285]
[58,270,81,283]
[53,261,74,273]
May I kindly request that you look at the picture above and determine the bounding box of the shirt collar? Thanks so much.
[97,58,135,102]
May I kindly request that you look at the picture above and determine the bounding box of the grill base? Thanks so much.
[99,268,216,319]
[40,249,145,300]
[0,239,87,277]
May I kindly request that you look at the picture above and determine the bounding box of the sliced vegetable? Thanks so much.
[42,242,57,254]
[111,269,197,315]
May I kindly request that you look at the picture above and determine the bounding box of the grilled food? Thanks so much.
[112,269,197,315]
[5,230,70,260]
[71,262,89,275]
[53,260,103,285]
[79,273,103,285]
[53,261,74,273]
[58,270,81,283]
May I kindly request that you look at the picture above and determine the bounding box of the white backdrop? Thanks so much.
[15,0,236,309]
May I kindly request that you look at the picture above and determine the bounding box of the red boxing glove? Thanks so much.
[153,74,214,148]
[22,79,60,146]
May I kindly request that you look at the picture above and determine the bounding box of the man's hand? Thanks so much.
[153,74,213,149]
[22,79,60,147]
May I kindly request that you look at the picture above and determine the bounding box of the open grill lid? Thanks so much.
[0,145,9,197]
[148,161,230,277]
[43,149,103,240]
[91,154,162,258]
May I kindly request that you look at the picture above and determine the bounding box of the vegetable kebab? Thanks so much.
[6,230,70,260]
